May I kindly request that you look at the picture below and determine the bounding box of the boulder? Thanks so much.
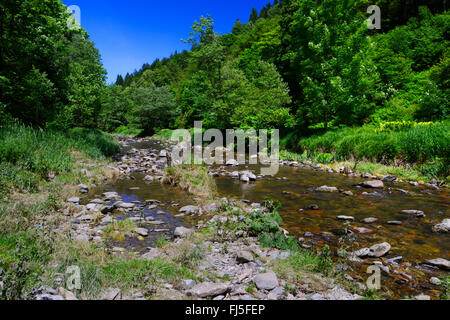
[253,272,279,290]
[236,251,254,264]
[360,181,384,189]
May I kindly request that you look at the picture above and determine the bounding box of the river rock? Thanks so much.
[78,184,89,193]
[67,197,80,204]
[337,216,355,221]
[159,150,167,157]
[102,192,119,200]
[58,287,78,300]
[354,242,391,258]
[253,272,279,290]
[101,288,121,300]
[117,202,135,209]
[187,282,230,298]
[236,250,254,263]
[387,221,402,225]
[226,159,239,166]
[368,242,391,257]
[360,180,384,189]
[430,277,441,285]
[363,218,378,224]
[179,205,200,215]
[401,210,426,218]
[316,185,338,192]
[382,175,397,182]
[240,175,250,182]
[182,280,196,290]
[143,175,154,182]
[352,227,373,234]
[141,248,162,260]
[240,171,256,181]
[433,219,450,233]
[174,227,193,238]
[101,205,114,214]
[134,228,148,237]
[424,258,450,270]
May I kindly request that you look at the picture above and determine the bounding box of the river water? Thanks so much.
[89,139,449,299]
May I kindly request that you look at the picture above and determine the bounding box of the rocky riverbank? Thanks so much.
[27,135,448,301]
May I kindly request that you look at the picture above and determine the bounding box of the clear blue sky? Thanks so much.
[62,0,271,84]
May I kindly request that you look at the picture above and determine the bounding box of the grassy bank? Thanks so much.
[0,124,119,195]
[0,124,121,299]
[282,121,450,182]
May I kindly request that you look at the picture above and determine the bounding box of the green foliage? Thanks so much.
[0,0,106,128]
[129,84,177,135]
[0,232,52,299]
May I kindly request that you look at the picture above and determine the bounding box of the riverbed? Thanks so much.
[86,138,449,299]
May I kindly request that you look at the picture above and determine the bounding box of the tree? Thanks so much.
[249,8,258,23]
[281,0,380,129]
[0,0,107,129]
[130,84,177,135]
[115,75,124,86]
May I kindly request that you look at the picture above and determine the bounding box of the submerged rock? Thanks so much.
[401,210,426,218]
[316,185,338,192]
[363,218,378,224]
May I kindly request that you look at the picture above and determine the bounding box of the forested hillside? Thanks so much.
[1,0,449,177]
[107,0,448,135]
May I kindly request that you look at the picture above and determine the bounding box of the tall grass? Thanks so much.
[0,124,119,193]
[296,121,449,178]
